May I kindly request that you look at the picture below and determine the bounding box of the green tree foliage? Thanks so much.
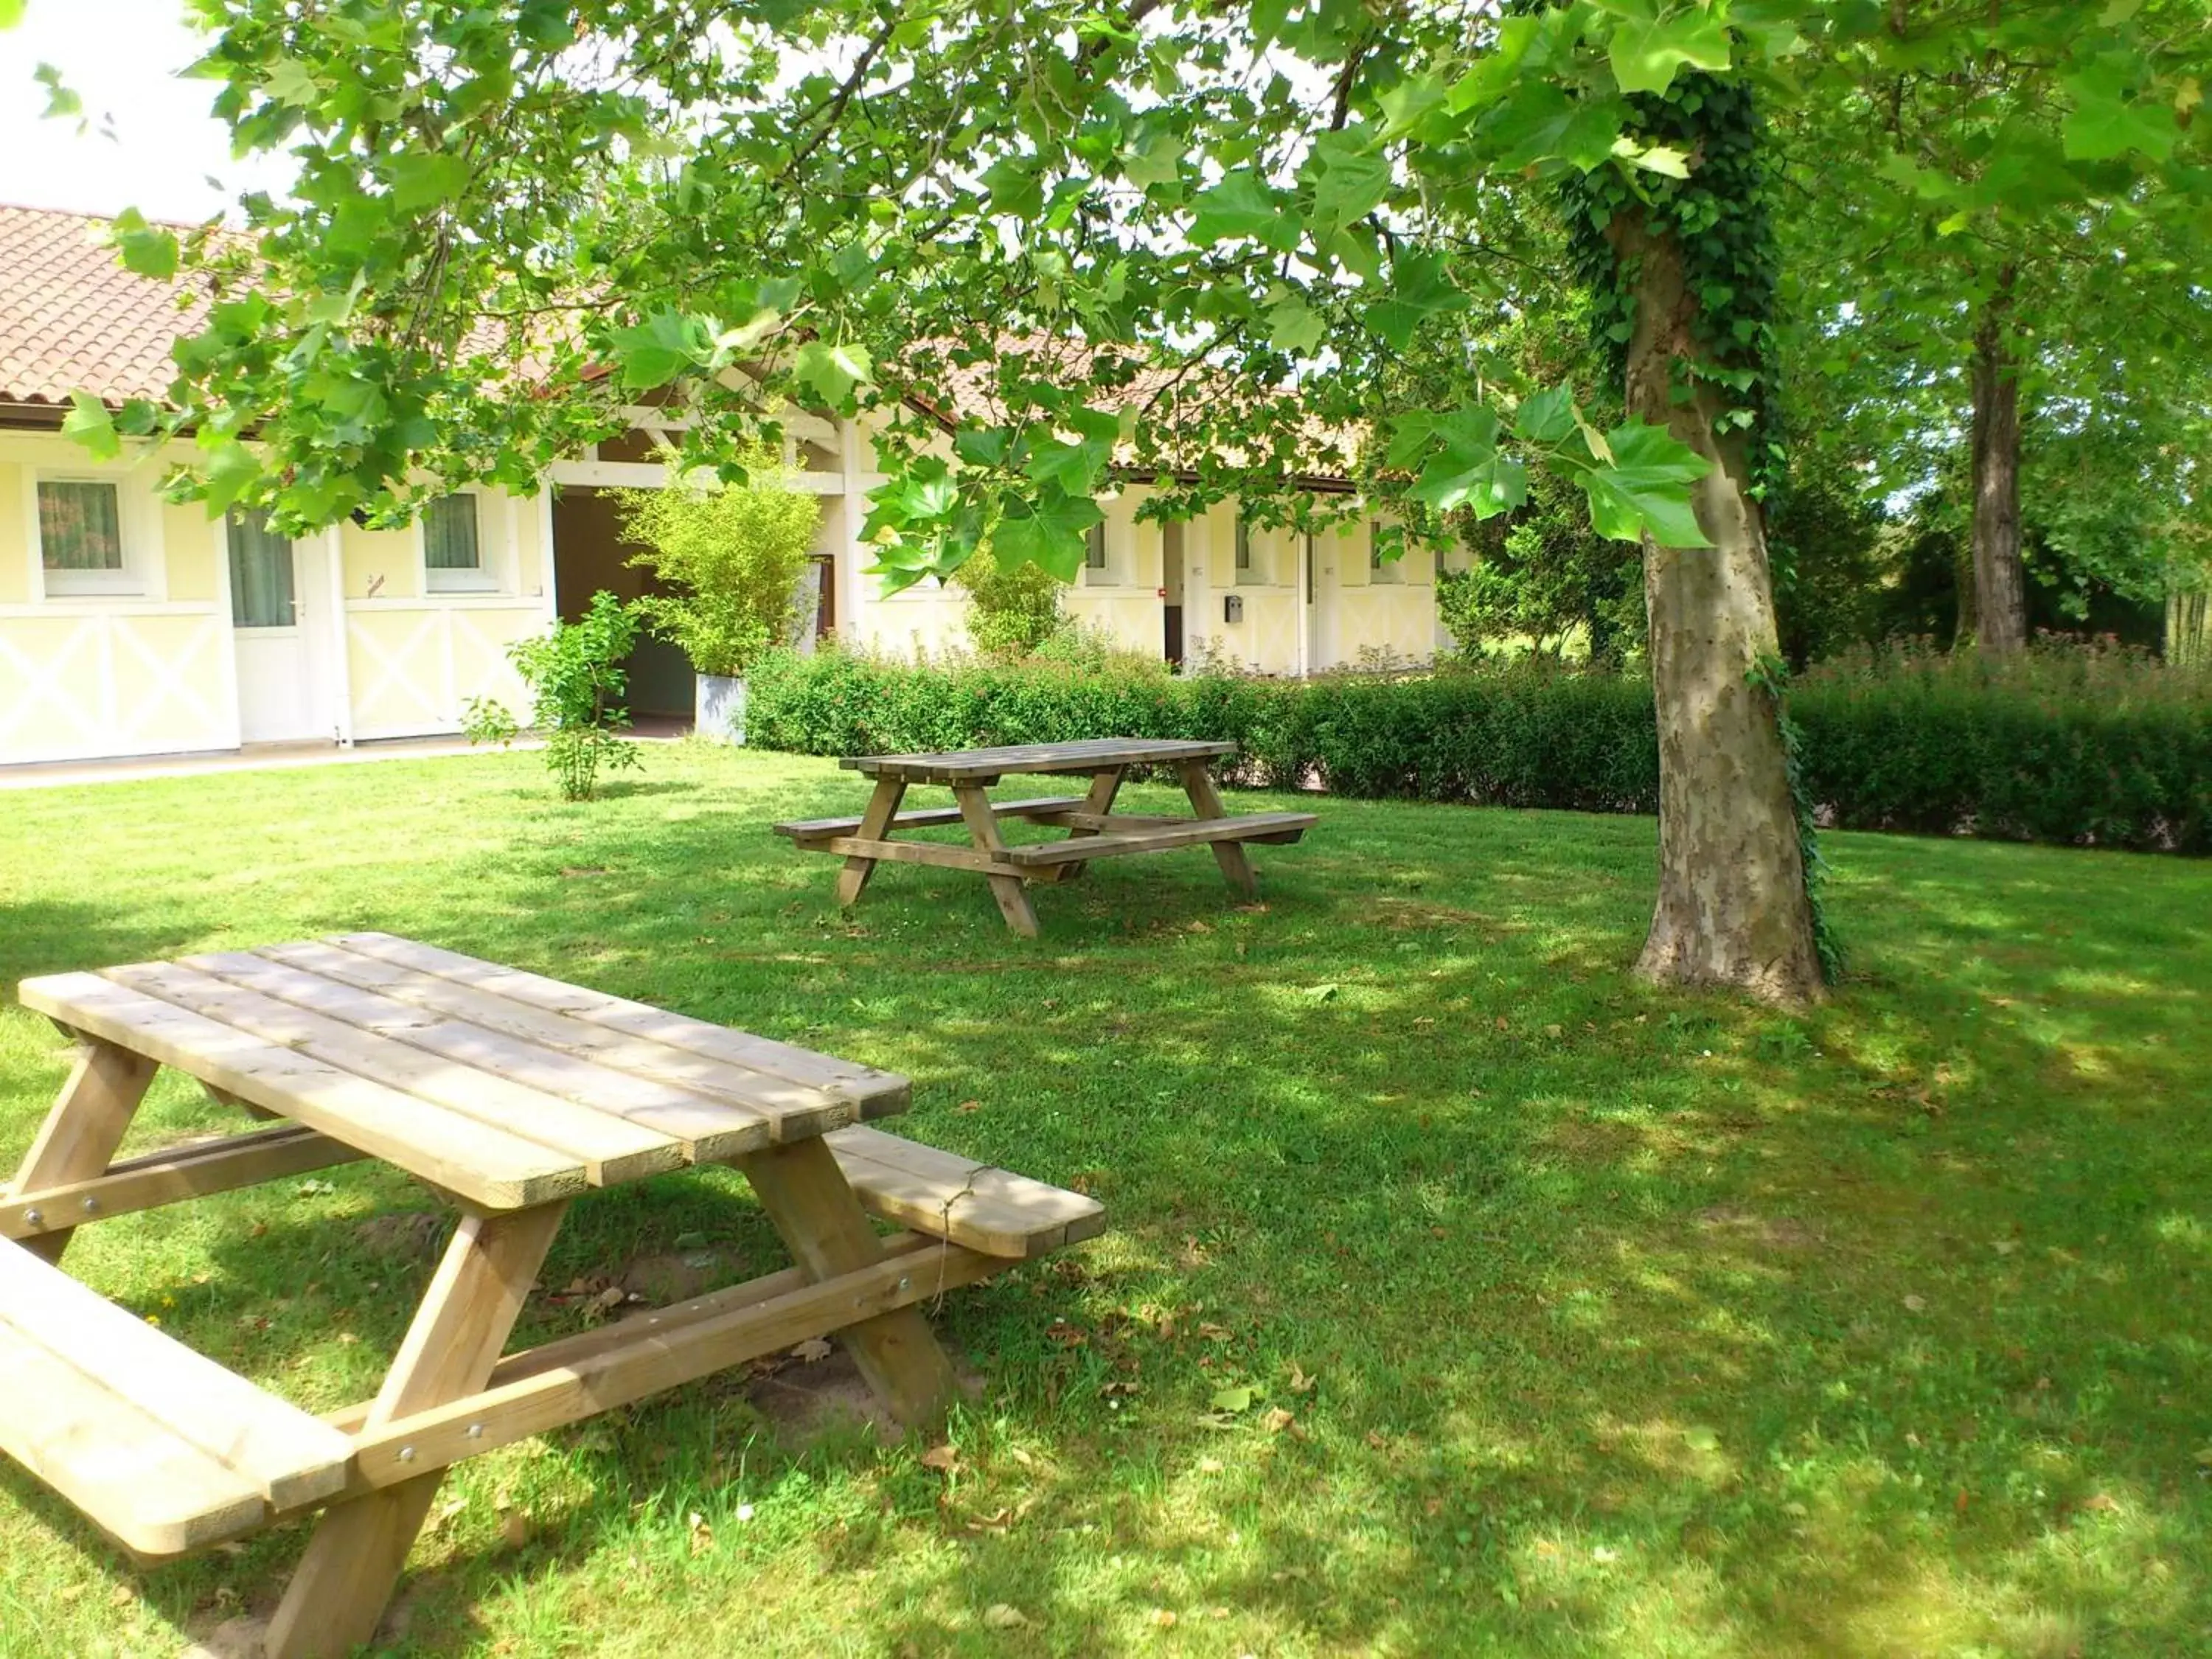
[615,451,820,678]
[1440,470,1642,662]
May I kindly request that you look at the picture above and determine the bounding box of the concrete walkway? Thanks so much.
[0,720,689,791]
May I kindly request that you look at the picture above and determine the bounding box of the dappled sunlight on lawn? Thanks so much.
[1,743,2208,1655]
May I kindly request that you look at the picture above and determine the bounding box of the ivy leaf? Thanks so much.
[1606,1,1732,97]
[389,150,469,212]
[1189,169,1290,246]
[61,392,119,460]
[1577,421,1711,547]
[793,339,873,408]
[992,485,1102,580]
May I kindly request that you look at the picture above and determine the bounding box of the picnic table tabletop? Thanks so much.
[843,737,1237,784]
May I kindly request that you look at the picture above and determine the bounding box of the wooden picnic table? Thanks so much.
[774,738,1318,936]
[0,933,1100,1658]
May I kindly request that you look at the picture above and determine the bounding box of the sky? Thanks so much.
[0,1,293,222]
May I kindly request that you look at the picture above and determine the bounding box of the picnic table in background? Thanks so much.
[0,933,1100,1659]
[773,738,1319,936]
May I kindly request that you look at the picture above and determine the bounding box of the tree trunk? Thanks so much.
[1619,222,1823,1004]
[2171,588,2211,667]
[1968,268,2028,654]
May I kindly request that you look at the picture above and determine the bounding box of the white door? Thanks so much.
[229,512,329,742]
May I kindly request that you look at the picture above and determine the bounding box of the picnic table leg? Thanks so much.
[1058,765,1125,881]
[1178,758,1260,901]
[6,1037,158,1265]
[836,776,908,908]
[738,1137,959,1428]
[953,783,1041,937]
[263,1202,571,1659]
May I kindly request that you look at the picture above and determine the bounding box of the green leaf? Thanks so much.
[1606,1,1732,97]
[33,62,80,120]
[1576,420,1711,547]
[109,209,178,281]
[1306,131,1392,240]
[992,485,1102,580]
[1120,123,1183,188]
[793,339,873,408]
[1364,249,1467,349]
[262,58,321,108]
[981,155,1045,219]
[1209,1384,1256,1413]
[1265,293,1327,354]
[388,150,469,212]
[0,0,27,29]
[1189,169,1290,246]
[608,310,706,392]
[2062,53,2178,163]
[953,426,1014,468]
[200,439,262,518]
[1489,86,1630,173]
[61,392,119,461]
[1512,386,1577,445]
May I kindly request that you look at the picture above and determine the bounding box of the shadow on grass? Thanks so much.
[1,753,2207,1655]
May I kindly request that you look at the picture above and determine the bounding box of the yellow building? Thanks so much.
[0,206,1447,768]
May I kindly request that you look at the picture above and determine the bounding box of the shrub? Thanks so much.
[616,449,819,677]
[954,554,1068,657]
[746,641,2212,853]
[465,590,644,801]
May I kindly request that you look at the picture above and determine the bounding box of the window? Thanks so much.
[228,510,296,627]
[1234,517,1255,582]
[38,479,136,595]
[422,493,496,592]
[1304,532,1315,603]
[1084,521,1109,579]
[1369,519,1402,583]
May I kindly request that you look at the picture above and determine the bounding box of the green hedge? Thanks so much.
[745,646,2211,854]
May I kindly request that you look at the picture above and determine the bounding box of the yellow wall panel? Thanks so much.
[162,501,219,602]
[344,602,543,739]
[0,611,232,764]
[0,462,27,605]
[341,521,420,600]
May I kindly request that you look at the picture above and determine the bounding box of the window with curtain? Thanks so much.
[1084,521,1108,577]
[1234,517,1255,582]
[38,480,130,593]
[228,510,296,627]
[423,493,495,591]
[1369,519,1402,583]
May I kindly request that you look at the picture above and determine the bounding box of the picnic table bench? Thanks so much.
[0,933,1100,1658]
[774,738,1318,936]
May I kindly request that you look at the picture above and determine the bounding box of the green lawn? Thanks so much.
[2,742,2208,1658]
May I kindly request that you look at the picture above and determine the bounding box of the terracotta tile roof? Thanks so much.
[0,204,203,409]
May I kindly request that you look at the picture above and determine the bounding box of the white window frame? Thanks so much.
[29,467,161,600]
[419,488,504,595]
[1368,519,1403,585]
[1082,519,1113,585]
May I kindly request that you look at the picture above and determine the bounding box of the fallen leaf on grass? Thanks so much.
[1149,1608,1178,1628]
[687,1511,713,1554]
[1902,1294,1927,1313]
[956,1099,983,1114]
[1262,1407,1297,1434]
[1288,1361,1316,1394]
[1683,1427,1719,1453]
[981,1604,1032,1630]
[920,1444,959,1474]
[501,1512,531,1549]
[1210,1384,1255,1413]
[791,1337,833,1362]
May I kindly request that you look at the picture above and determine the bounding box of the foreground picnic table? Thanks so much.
[774,738,1319,936]
[0,933,1100,1658]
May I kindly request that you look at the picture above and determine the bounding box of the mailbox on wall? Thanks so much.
[1222,594,1244,625]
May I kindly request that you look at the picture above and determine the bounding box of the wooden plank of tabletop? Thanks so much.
[844,738,1237,782]
[257,941,854,1141]
[327,933,911,1119]
[178,951,776,1166]
[106,962,685,1189]
[15,973,586,1209]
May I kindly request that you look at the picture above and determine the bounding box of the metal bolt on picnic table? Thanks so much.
[773,738,1318,936]
[0,933,1101,1658]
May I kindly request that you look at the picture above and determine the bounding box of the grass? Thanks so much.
[1,740,2209,1658]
